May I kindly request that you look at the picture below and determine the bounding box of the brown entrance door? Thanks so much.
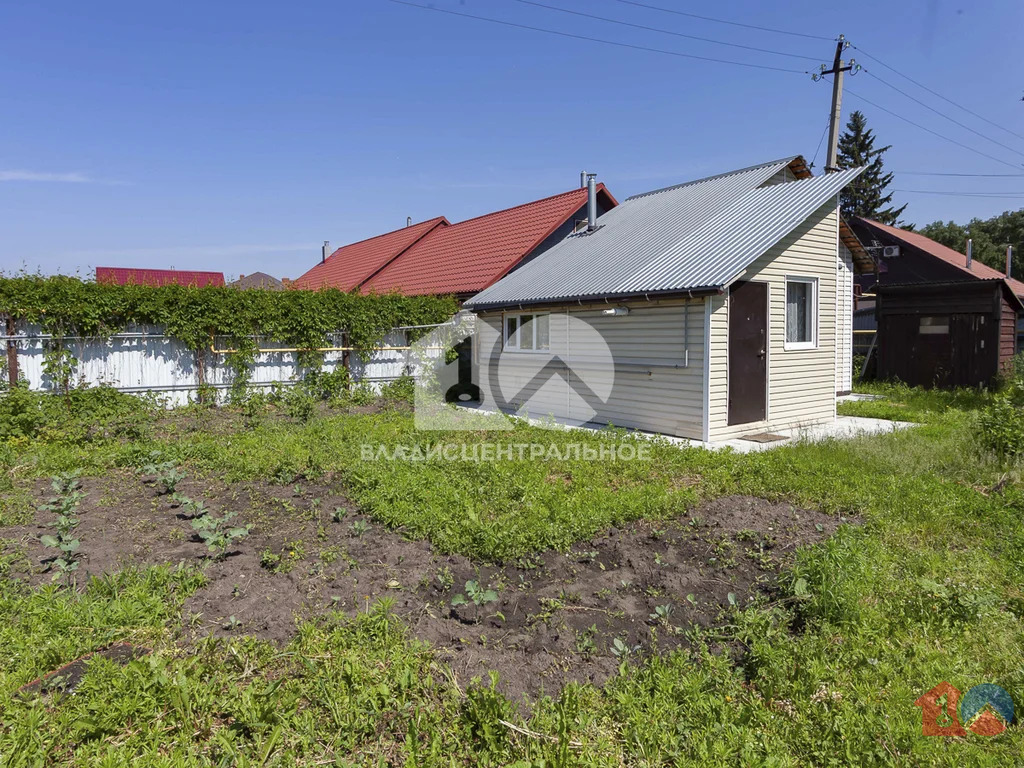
[728,281,768,425]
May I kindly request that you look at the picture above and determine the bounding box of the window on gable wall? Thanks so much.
[504,312,550,351]
[785,277,818,349]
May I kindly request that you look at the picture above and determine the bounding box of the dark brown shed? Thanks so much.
[877,280,1022,388]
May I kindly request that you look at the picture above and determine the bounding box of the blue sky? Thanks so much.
[2,0,1023,279]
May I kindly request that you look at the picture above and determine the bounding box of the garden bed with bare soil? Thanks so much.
[1,472,849,702]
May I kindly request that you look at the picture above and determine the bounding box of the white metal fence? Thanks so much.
[4,323,430,406]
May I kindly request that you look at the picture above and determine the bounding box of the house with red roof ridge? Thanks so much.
[96,267,225,288]
[850,217,1023,388]
[293,183,617,299]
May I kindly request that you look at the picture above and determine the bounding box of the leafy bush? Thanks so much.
[0,384,155,442]
[977,388,1024,459]
[282,388,316,422]
[0,383,47,440]
[379,375,415,405]
[301,368,350,402]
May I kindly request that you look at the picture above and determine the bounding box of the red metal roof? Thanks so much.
[362,184,618,297]
[292,217,448,291]
[856,218,1024,297]
[95,267,225,287]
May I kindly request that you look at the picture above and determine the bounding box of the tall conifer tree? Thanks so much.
[837,110,906,225]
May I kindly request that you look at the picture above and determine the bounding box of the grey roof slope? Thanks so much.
[464,159,864,309]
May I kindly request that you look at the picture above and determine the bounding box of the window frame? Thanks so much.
[783,276,819,351]
[503,312,550,353]
[919,316,950,335]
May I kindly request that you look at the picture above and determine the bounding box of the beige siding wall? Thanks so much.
[836,242,854,394]
[475,299,705,438]
[707,200,840,441]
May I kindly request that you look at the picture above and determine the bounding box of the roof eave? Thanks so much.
[465,285,724,312]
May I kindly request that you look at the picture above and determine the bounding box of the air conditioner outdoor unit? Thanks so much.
[883,245,900,258]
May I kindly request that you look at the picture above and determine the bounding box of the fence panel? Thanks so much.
[6,324,426,405]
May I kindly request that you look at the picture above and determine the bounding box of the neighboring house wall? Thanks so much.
[876,282,1015,388]
[475,298,705,438]
[706,201,839,441]
[836,242,855,394]
[999,294,1017,365]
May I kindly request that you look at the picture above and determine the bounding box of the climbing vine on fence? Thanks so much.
[0,276,458,389]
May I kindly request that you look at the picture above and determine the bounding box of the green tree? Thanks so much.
[837,110,907,225]
[916,209,1024,279]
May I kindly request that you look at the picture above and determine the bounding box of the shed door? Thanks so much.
[728,281,768,425]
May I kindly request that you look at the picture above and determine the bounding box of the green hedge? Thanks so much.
[0,276,458,389]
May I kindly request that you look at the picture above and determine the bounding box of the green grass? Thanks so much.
[2,387,1024,765]
[838,381,994,423]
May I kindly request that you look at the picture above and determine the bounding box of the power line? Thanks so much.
[850,43,1024,143]
[861,69,1024,161]
[809,115,831,170]
[840,83,1024,172]
[894,171,1024,177]
[610,0,833,41]
[387,0,808,74]
[894,189,1024,199]
[508,0,820,62]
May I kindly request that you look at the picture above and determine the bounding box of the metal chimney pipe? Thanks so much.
[580,171,587,189]
[321,240,330,263]
[406,216,412,227]
[967,238,973,270]
[1007,245,1014,278]
[587,174,598,231]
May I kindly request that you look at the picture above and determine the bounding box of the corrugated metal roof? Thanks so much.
[464,159,865,309]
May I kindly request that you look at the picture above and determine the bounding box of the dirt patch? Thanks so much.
[1,477,849,702]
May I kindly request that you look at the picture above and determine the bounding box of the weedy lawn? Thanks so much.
[1,382,1023,766]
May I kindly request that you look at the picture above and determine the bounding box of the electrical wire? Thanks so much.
[894,189,1024,198]
[809,116,831,170]
[841,84,1024,171]
[894,171,1024,177]
[851,43,1024,143]
[610,0,833,41]
[508,0,820,62]
[861,69,1024,160]
[386,0,808,74]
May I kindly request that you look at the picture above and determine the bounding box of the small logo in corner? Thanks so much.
[916,681,1014,737]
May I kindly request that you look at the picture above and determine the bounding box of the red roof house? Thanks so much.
[853,218,1024,296]
[293,185,617,298]
[292,217,448,292]
[96,267,225,288]
[363,185,617,298]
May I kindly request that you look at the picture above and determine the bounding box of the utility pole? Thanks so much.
[813,35,857,173]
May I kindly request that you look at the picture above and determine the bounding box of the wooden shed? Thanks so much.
[876,280,1021,388]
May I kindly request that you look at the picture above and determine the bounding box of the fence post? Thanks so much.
[195,349,207,402]
[5,315,17,386]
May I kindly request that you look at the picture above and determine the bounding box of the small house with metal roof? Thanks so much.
[462,157,866,442]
